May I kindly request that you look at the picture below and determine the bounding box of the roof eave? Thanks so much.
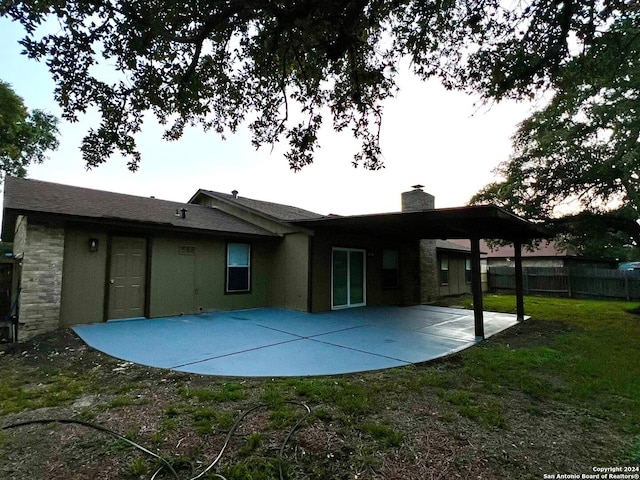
[2,208,280,240]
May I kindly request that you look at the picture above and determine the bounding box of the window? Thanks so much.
[440,255,449,285]
[227,243,250,292]
[465,258,472,284]
[382,249,399,289]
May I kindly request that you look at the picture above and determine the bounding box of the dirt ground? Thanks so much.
[0,319,632,480]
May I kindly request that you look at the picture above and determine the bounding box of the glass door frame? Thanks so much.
[331,247,367,310]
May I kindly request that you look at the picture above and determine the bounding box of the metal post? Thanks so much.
[471,238,484,340]
[514,240,525,322]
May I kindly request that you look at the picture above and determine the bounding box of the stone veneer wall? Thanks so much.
[14,216,65,339]
[401,188,440,303]
[418,239,439,303]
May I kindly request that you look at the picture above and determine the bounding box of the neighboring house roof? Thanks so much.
[190,189,324,222]
[2,177,277,241]
[436,239,472,253]
[449,239,574,258]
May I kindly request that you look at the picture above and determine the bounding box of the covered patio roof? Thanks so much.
[293,205,548,241]
[295,205,549,340]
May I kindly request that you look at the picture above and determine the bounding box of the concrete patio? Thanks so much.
[73,306,521,377]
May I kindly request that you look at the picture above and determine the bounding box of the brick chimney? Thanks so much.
[401,184,435,212]
[401,185,439,304]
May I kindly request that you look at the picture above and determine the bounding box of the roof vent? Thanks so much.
[175,208,187,219]
[231,189,239,198]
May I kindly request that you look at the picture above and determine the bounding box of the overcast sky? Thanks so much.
[0,17,536,217]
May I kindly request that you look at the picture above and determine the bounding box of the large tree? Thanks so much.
[1,1,633,171]
[471,12,640,259]
[0,80,59,180]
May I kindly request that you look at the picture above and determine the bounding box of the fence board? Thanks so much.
[488,266,640,301]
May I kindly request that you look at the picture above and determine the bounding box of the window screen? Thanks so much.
[227,243,250,292]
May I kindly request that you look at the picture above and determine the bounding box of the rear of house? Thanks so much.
[3,178,299,338]
[3,178,543,340]
[2,179,446,339]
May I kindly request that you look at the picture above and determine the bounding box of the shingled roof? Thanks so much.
[2,177,277,241]
[191,189,324,222]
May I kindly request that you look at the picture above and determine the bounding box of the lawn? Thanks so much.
[1,295,639,479]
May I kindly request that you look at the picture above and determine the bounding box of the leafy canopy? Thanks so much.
[0,80,59,180]
[471,11,640,259]
[1,0,632,171]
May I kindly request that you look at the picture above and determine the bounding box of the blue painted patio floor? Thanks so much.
[73,306,522,377]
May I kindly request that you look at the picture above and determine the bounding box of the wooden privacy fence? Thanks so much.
[488,266,640,301]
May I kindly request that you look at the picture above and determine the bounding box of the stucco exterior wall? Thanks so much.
[309,232,415,312]
[57,225,280,326]
[271,232,310,311]
[14,217,65,339]
[60,228,108,326]
[149,235,275,317]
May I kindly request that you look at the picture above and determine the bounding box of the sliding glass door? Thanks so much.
[332,248,366,309]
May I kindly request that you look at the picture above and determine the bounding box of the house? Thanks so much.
[449,239,616,269]
[435,240,488,296]
[1,177,547,340]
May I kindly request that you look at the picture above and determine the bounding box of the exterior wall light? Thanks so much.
[88,238,99,252]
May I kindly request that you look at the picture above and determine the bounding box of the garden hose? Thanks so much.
[2,400,312,480]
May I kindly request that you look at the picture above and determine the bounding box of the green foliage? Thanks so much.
[471,13,640,259]
[0,81,58,180]
[1,1,631,171]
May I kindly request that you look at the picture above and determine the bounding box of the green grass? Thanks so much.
[461,295,640,435]
[124,457,148,478]
[0,370,89,415]
[179,382,246,402]
[222,458,290,480]
[360,422,404,447]
[239,432,263,456]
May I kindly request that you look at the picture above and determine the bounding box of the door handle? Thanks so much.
[110,279,115,284]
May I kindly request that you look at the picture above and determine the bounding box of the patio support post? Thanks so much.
[471,237,484,340]
[514,239,525,322]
